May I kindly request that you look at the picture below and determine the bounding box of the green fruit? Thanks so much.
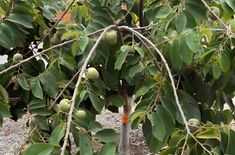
[208,6,220,21]
[85,67,99,80]
[13,53,23,63]
[103,30,117,45]
[75,110,86,118]
[188,118,200,126]
[58,99,71,112]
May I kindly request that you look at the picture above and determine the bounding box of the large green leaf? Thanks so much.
[98,142,116,155]
[0,85,9,103]
[196,128,220,139]
[107,95,125,107]
[0,23,15,49]
[186,30,200,52]
[39,71,58,98]
[17,75,30,91]
[89,91,104,113]
[225,0,235,11]
[49,123,66,144]
[6,13,32,28]
[179,36,193,65]
[170,39,183,70]
[79,132,93,155]
[95,129,118,143]
[152,110,166,142]
[175,14,187,33]
[212,63,222,79]
[219,52,230,73]
[225,129,235,154]
[23,143,54,155]
[114,45,131,70]
[30,78,43,100]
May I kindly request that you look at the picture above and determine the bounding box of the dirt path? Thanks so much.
[0,111,149,155]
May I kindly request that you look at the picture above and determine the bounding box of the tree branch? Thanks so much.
[119,26,212,155]
[60,25,116,155]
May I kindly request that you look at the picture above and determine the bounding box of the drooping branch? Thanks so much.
[60,25,116,155]
[0,39,76,75]
[120,26,212,155]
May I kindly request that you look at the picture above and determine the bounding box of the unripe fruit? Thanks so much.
[208,6,220,21]
[13,53,23,63]
[75,110,86,118]
[58,99,70,112]
[85,67,99,80]
[188,118,200,127]
[103,30,117,45]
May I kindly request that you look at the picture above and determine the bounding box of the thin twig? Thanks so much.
[0,39,76,75]
[41,0,76,41]
[201,0,232,35]
[0,26,110,75]
[120,26,212,155]
[60,25,116,155]
[180,132,189,155]
[49,69,81,109]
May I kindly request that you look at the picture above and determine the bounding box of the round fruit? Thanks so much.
[85,67,99,80]
[13,53,23,63]
[75,110,86,118]
[208,6,220,21]
[188,118,200,127]
[58,99,71,112]
[103,30,117,45]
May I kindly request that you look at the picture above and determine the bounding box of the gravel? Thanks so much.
[0,110,149,155]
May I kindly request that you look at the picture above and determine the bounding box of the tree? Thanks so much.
[0,0,235,154]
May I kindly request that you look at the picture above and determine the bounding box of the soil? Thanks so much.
[0,110,150,155]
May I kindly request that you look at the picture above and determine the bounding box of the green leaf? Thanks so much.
[225,129,235,154]
[0,85,9,103]
[179,37,193,65]
[186,30,200,52]
[175,14,187,33]
[0,103,11,117]
[0,23,15,49]
[219,52,230,72]
[78,36,89,52]
[98,143,116,155]
[114,45,131,70]
[129,64,144,78]
[29,99,46,110]
[225,0,235,11]
[61,30,80,41]
[134,45,145,57]
[49,123,66,144]
[212,63,221,79]
[170,39,183,70]
[23,143,54,155]
[107,95,125,107]
[96,129,118,143]
[34,115,49,131]
[39,71,58,98]
[135,80,156,97]
[152,110,166,142]
[6,13,32,28]
[17,75,30,91]
[155,6,172,18]
[89,91,104,113]
[196,128,220,139]
[30,78,43,100]
[79,131,93,155]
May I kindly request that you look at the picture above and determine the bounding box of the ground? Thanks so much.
[0,110,150,155]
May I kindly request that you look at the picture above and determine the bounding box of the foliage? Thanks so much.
[0,0,235,154]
